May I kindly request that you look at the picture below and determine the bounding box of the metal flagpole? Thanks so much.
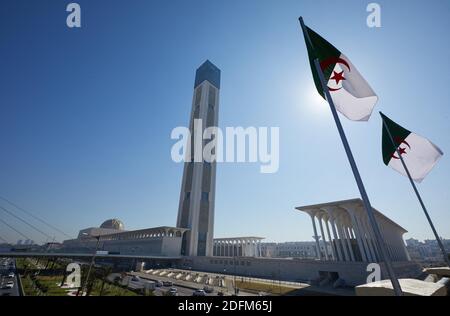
[298,17,403,296]
[381,114,450,267]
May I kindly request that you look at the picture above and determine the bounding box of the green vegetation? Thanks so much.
[17,257,141,296]
[21,275,38,296]
[89,279,139,296]
[15,258,29,270]
[235,280,306,295]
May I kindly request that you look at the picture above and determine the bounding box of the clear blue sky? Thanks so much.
[1,0,449,244]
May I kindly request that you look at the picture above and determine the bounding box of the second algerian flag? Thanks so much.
[381,113,443,183]
[302,24,378,121]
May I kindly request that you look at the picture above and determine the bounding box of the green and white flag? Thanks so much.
[302,24,378,121]
[381,113,443,183]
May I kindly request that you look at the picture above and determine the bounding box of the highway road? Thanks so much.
[131,271,233,297]
[0,258,20,296]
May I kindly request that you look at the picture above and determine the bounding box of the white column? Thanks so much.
[336,217,350,261]
[355,212,373,262]
[344,225,355,261]
[337,215,351,261]
[317,215,329,260]
[361,214,377,261]
[330,217,343,261]
[324,207,348,262]
[367,218,380,262]
[367,217,381,261]
[399,233,409,261]
[344,206,368,262]
[323,217,336,260]
[309,213,321,259]
[361,217,377,262]
[380,219,395,261]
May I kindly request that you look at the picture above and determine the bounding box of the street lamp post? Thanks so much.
[233,245,238,296]
[81,234,101,296]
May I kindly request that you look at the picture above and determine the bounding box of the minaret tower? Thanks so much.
[176,60,220,256]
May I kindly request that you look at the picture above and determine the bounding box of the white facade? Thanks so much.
[183,256,421,287]
[176,60,221,257]
[296,198,410,262]
[213,237,264,257]
[63,224,188,257]
[261,241,332,259]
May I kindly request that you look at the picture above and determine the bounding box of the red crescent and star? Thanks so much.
[391,137,411,159]
[320,57,351,92]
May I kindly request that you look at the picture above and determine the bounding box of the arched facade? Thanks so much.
[212,237,264,257]
[296,199,410,262]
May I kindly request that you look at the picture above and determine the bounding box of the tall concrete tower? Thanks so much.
[176,60,220,257]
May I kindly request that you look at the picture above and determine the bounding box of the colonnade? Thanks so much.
[213,237,263,257]
[296,199,410,262]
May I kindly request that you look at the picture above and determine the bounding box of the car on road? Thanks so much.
[203,286,214,293]
[162,281,173,287]
[8,272,14,278]
[193,289,206,296]
[167,287,178,296]
[155,281,163,287]
[2,281,14,289]
[217,291,224,296]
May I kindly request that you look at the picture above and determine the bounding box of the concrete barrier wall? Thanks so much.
[180,256,422,286]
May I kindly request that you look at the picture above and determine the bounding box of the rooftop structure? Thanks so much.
[296,198,410,262]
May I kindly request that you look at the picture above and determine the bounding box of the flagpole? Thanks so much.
[299,17,403,296]
[381,114,450,267]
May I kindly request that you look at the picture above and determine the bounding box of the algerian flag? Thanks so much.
[301,24,378,121]
[381,112,443,183]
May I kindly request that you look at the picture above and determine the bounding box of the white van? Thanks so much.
[125,275,156,290]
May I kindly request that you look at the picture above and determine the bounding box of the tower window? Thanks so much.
[185,192,191,200]
[194,105,200,119]
[208,86,216,105]
[201,192,209,201]
[195,86,202,105]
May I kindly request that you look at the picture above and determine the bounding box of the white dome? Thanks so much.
[100,219,124,230]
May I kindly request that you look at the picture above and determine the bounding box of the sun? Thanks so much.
[304,82,328,115]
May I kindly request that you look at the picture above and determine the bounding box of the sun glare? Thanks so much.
[298,79,328,116]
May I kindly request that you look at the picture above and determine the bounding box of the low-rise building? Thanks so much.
[62,219,188,257]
